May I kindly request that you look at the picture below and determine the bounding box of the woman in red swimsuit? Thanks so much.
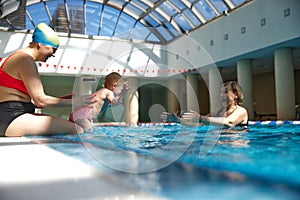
[0,23,95,137]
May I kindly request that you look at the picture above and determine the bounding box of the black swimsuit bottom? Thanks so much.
[0,101,35,136]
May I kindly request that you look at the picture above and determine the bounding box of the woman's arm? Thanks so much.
[20,56,94,108]
[182,108,248,127]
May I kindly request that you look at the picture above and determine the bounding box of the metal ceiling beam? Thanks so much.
[111,0,131,37]
[62,0,70,35]
[190,1,207,24]
[97,0,105,35]
[0,0,22,18]
[205,0,221,16]
[43,1,53,28]
[83,0,86,34]
[137,0,165,21]
[145,12,177,39]
[168,1,195,30]
[155,7,181,33]
[180,0,204,27]
[223,0,235,10]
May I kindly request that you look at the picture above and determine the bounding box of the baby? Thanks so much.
[69,72,129,132]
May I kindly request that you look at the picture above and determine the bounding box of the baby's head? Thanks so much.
[104,72,124,93]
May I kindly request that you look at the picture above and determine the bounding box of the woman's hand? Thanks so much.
[181,110,201,123]
[160,112,180,123]
[177,110,202,127]
[160,112,170,122]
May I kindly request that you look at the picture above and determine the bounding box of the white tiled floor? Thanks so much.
[1,136,299,200]
[0,137,167,200]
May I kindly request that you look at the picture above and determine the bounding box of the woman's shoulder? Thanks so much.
[7,51,34,66]
[237,105,247,113]
[11,50,32,58]
[236,105,248,122]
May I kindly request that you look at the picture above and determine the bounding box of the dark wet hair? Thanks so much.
[222,81,244,105]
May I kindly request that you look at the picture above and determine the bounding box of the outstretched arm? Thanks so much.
[107,81,129,105]
[20,55,95,108]
[181,108,248,127]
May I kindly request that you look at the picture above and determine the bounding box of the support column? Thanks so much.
[274,48,296,120]
[186,74,199,112]
[125,77,139,125]
[167,79,180,114]
[208,67,223,114]
[237,59,254,120]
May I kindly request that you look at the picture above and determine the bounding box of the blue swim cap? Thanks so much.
[32,23,59,48]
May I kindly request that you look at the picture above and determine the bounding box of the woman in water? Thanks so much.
[162,81,248,130]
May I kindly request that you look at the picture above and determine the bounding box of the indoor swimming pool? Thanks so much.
[26,122,300,200]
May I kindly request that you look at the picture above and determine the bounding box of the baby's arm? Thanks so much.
[107,91,123,105]
[107,82,129,105]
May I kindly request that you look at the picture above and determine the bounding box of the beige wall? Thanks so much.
[253,73,276,119]
[252,70,300,120]
[197,80,210,115]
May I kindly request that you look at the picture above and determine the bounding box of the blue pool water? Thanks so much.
[28,122,300,199]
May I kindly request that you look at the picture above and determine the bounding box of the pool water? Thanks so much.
[185,123,300,186]
[28,122,300,199]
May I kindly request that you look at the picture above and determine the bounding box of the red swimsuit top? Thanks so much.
[0,53,29,95]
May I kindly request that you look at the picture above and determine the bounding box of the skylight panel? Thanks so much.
[26,3,51,29]
[144,14,159,27]
[106,0,127,8]
[45,0,60,19]
[132,0,150,11]
[231,0,247,6]
[66,0,83,6]
[129,26,151,41]
[160,1,177,16]
[145,32,160,43]
[194,0,216,20]
[188,0,198,3]
[154,26,173,41]
[151,10,165,23]
[147,0,160,4]
[170,0,186,10]
[100,5,120,36]
[86,2,102,36]
[182,9,201,27]
[209,0,229,13]
[1,0,253,44]
[164,22,180,37]
[124,3,143,18]
[114,12,136,38]
[173,14,192,31]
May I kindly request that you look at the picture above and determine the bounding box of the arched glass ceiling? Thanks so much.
[0,0,251,44]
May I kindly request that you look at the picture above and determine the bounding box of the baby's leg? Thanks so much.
[75,119,94,132]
